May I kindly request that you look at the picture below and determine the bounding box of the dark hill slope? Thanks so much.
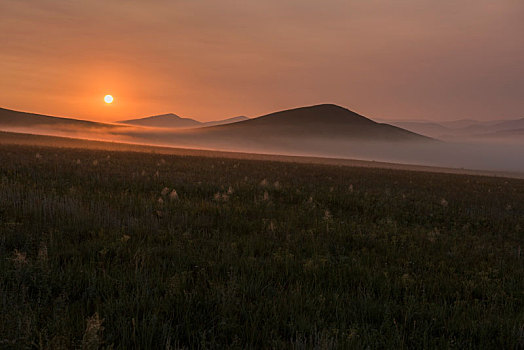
[200,104,432,142]
[0,107,117,129]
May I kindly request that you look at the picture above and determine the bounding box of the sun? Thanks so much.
[104,95,114,104]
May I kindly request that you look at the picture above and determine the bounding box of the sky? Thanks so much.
[1,0,523,122]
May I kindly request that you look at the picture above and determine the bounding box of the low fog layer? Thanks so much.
[3,124,523,174]
[133,133,524,173]
[387,118,524,144]
[1,104,522,173]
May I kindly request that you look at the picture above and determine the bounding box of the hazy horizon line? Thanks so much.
[2,103,521,125]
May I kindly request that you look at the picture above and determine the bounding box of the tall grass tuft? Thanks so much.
[82,313,104,350]
[169,190,179,200]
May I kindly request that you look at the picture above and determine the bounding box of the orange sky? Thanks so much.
[1,0,523,122]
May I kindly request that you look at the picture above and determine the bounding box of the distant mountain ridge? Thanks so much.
[118,114,249,128]
[387,117,524,140]
[119,113,201,128]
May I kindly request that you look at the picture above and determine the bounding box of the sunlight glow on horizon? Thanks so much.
[1,0,523,122]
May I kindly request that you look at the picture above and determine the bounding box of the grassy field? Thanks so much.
[0,143,523,349]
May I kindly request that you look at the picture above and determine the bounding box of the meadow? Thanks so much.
[0,143,523,349]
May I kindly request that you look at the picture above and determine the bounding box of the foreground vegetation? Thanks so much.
[0,143,523,349]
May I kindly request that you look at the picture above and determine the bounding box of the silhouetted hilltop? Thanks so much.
[118,113,201,128]
[119,114,249,128]
[201,104,432,142]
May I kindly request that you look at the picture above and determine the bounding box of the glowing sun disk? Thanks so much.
[104,95,113,104]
